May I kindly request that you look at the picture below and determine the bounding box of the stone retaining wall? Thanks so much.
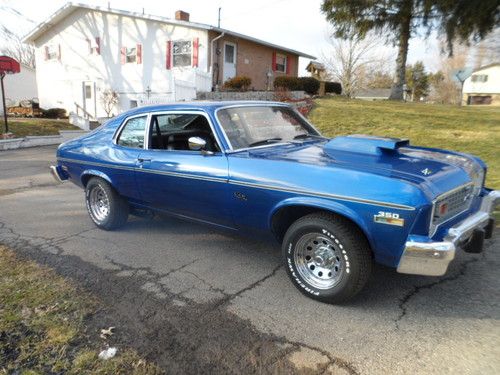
[0,130,88,151]
[196,91,306,101]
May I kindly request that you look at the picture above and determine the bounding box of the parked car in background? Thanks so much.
[51,101,499,303]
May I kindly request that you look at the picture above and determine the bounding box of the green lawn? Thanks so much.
[309,97,500,189]
[2,118,79,138]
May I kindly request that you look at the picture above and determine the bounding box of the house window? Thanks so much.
[275,54,287,73]
[88,37,100,55]
[126,47,137,63]
[45,45,59,60]
[84,84,92,99]
[172,40,192,67]
[471,74,488,83]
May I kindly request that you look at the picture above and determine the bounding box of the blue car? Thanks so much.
[51,101,499,303]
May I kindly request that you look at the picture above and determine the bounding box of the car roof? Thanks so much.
[121,101,291,117]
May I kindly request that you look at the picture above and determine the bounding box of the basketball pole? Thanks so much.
[1,72,7,133]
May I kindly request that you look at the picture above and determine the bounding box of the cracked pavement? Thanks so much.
[1,145,499,374]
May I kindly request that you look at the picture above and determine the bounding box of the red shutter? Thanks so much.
[58,44,61,61]
[120,47,126,64]
[286,55,291,75]
[192,37,199,67]
[136,43,142,64]
[166,40,172,69]
[272,51,277,71]
[44,46,49,60]
[95,37,101,55]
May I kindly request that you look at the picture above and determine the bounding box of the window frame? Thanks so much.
[46,45,59,60]
[114,113,151,149]
[275,53,287,73]
[171,39,193,68]
[144,110,224,153]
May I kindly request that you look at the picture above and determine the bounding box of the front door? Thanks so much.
[223,42,237,83]
[83,81,96,118]
[135,112,234,228]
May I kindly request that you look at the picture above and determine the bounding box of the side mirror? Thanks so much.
[188,136,206,151]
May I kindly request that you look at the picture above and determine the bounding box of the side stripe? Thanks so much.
[57,157,415,211]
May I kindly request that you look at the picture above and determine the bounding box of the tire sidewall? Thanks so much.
[85,179,112,228]
[284,221,358,300]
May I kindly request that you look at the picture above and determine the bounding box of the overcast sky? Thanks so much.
[1,0,441,73]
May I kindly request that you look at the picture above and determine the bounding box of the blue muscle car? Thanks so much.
[51,101,499,303]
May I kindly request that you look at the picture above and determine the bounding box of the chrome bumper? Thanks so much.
[397,190,499,276]
[50,165,65,183]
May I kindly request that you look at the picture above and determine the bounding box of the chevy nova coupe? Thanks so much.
[51,101,499,303]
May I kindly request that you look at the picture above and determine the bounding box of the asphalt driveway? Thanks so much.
[1,145,499,374]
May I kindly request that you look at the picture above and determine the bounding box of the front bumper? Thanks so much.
[397,190,500,276]
[50,165,68,183]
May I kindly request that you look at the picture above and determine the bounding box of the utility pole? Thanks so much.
[218,7,221,28]
[1,72,8,133]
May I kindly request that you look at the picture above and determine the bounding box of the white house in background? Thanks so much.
[462,63,500,106]
[23,2,314,129]
[0,64,37,115]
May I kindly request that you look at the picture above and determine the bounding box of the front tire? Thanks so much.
[85,177,129,230]
[282,213,372,303]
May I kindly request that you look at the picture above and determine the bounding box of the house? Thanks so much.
[0,63,37,115]
[353,88,391,101]
[22,2,315,126]
[462,63,500,105]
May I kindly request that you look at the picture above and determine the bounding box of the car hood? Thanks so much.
[244,135,480,198]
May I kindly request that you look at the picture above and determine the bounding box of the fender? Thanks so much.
[81,169,114,188]
[268,196,376,250]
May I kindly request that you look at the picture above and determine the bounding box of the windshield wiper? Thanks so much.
[248,137,283,147]
[293,133,323,140]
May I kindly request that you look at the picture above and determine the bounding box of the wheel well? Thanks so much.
[81,174,94,187]
[271,205,369,245]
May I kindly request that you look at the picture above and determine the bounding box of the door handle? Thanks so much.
[137,158,152,163]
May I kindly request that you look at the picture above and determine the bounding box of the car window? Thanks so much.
[117,116,147,148]
[148,113,220,152]
[216,106,318,150]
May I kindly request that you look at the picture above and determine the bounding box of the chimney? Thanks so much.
[175,10,190,22]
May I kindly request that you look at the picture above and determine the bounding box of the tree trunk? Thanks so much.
[389,13,412,100]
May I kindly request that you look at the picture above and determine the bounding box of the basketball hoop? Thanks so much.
[0,56,21,133]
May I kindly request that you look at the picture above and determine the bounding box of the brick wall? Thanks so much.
[209,32,300,90]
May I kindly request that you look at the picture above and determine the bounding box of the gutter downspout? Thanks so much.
[210,32,225,90]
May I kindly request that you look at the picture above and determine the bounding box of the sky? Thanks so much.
[0,0,441,74]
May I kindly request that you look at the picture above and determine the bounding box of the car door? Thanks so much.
[135,111,234,228]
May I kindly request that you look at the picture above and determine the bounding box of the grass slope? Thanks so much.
[309,98,500,189]
[2,118,79,138]
[0,245,162,374]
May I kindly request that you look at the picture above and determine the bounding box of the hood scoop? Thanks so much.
[324,135,410,157]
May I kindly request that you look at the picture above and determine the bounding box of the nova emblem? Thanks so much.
[421,168,432,176]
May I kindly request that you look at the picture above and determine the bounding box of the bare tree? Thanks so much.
[320,32,385,98]
[100,89,119,117]
[0,25,36,68]
[472,28,500,68]
[428,42,470,105]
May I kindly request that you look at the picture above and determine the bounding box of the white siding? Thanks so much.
[463,65,500,94]
[32,8,210,117]
[0,65,38,115]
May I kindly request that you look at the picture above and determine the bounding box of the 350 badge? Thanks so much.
[373,211,405,227]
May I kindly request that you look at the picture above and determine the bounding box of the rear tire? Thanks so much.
[85,177,129,230]
[282,213,372,303]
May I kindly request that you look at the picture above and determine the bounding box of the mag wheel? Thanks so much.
[283,213,372,303]
[85,177,129,230]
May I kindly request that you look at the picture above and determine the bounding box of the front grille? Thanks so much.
[432,183,475,229]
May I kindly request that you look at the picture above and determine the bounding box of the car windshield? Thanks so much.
[216,106,320,150]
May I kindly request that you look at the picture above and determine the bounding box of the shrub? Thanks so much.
[273,76,301,91]
[43,108,67,119]
[223,76,252,91]
[325,81,342,94]
[273,76,321,95]
[298,77,320,95]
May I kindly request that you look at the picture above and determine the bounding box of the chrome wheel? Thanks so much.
[294,233,345,290]
[89,184,110,222]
